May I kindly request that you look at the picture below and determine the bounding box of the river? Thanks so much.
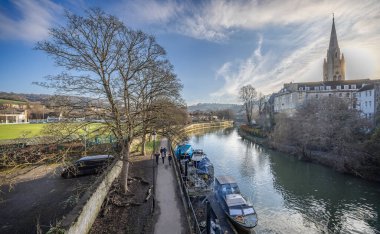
[188,128,380,233]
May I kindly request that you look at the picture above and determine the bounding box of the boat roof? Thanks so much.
[225,194,247,207]
[177,144,193,152]
[193,149,204,154]
[216,175,237,185]
[192,155,206,161]
[79,155,114,161]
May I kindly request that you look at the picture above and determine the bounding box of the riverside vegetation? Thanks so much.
[240,96,380,182]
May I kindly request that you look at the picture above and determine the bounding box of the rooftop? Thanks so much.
[216,175,237,185]
[226,193,246,207]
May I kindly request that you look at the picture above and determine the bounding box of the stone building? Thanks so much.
[356,83,380,120]
[0,110,28,123]
[273,79,371,115]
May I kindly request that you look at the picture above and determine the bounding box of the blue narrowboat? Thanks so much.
[175,143,194,159]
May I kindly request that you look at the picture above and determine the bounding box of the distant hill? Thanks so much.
[188,103,242,113]
[0,92,52,104]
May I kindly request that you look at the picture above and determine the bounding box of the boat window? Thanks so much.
[230,209,243,216]
[243,207,255,215]
[231,184,240,193]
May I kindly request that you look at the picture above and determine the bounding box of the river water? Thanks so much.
[188,128,380,234]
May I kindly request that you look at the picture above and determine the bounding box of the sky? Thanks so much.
[0,0,379,105]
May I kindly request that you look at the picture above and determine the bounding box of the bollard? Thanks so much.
[206,201,210,234]
[185,160,188,181]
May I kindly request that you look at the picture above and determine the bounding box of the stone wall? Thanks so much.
[60,159,123,234]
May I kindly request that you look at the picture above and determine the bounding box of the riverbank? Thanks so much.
[238,127,380,183]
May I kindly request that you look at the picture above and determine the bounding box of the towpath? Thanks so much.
[153,137,189,234]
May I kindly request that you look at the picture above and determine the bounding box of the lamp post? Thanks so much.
[152,130,157,153]
[152,130,156,211]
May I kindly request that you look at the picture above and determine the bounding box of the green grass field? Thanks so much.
[0,123,110,140]
[0,99,27,105]
[0,124,45,140]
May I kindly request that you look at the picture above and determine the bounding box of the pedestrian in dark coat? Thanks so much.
[155,152,160,165]
[162,153,166,164]
[163,147,167,157]
[168,154,173,165]
[160,147,164,156]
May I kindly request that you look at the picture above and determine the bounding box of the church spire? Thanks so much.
[323,15,346,81]
[328,14,339,50]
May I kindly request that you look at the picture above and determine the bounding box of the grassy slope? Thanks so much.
[0,99,27,104]
[0,124,44,140]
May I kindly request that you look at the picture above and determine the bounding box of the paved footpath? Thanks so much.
[154,138,188,234]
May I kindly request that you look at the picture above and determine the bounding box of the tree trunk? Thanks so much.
[141,134,146,156]
[120,143,130,193]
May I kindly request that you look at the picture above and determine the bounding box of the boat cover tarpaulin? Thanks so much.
[196,157,213,175]
[175,144,193,159]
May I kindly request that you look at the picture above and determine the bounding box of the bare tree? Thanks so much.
[35,9,183,192]
[239,85,257,125]
[134,61,184,155]
[215,109,235,120]
[272,96,372,171]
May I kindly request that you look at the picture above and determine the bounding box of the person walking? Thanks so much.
[160,147,164,157]
[163,147,167,157]
[155,152,160,165]
[168,154,173,166]
[162,153,166,164]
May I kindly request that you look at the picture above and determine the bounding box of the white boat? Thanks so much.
[215,176,258,232]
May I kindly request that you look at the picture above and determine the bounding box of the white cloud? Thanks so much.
[0,0,62,42]
[203,0,380,102]
[115,0,184,27]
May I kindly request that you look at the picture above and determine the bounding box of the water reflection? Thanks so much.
[189,128,380,233]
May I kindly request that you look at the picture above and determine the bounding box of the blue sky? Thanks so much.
[0,0,379,105]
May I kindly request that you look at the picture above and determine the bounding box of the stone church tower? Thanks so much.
[323,16,346,81]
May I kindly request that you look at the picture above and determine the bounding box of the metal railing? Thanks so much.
[169,138,202,234]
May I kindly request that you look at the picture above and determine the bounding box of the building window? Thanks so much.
[315,87,319,91]
[305,87,310,91]
[344,85,349,90]
[351,84,356,89]
[369,90,372,96]
[346,93,350,97]
[320,86,324,90]
[326,86,331,90]
[365,101,367,107]
[337,85,341,90]
[353,93,356,97]
[369,113,372,118]
[299,87,303,91]
[369,101,372,107]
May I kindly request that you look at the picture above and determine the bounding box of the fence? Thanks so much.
[170,139,202,234]
[182,121,233,133]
